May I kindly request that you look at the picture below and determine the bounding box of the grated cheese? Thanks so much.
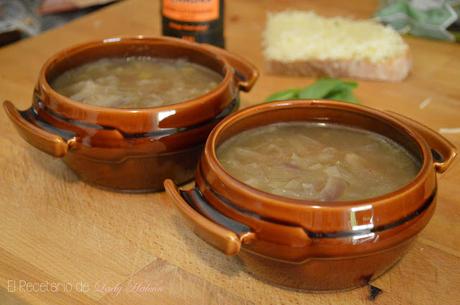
[263,11,409,63]
[419,97,432,109]
[439,128,460,134]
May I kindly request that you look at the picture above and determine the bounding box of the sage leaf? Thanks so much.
[265,78,360,104]
[327,88,358,103]
[265,88,300,102]
[297,79,343,99]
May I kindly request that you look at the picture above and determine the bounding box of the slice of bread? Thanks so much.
[263,11,411,82]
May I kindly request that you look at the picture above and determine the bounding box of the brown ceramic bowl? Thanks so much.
[3,36,258,191]
[165,100,456,291]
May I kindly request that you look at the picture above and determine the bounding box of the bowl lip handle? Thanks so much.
[164,179,254,256]
[200,43,259,92]
[385,110,457,174]
[3,100,72,158]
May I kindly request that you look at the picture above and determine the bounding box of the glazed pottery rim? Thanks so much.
[38,36,233,115]
[205,99,432,208]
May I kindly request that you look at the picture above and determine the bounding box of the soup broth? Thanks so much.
[51,57,222,108]
[217,122,420,201]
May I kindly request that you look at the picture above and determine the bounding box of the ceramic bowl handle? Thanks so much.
[201,44,259,92]
[3,101,70,158]
[386,111,457,173]
[164,179,254,256]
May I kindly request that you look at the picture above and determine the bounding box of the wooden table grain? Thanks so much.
[0,1,459,304]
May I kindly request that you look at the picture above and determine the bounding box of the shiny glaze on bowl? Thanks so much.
[3,36,258,191]
[165,100,456,290]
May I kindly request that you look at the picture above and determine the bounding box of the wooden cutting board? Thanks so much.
[0,0,459,304]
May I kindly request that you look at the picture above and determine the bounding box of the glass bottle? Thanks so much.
[161,0,225,48]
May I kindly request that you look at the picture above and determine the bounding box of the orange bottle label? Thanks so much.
[162,0,219,22]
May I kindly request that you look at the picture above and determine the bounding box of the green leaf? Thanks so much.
[265,88,300,102]
[264,78,360,104]
[326,88,359,103]
[324,81,359,103]
[297,78,343,99]
[341,81,358,89]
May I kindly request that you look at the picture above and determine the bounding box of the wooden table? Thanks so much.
[0,1,459,304]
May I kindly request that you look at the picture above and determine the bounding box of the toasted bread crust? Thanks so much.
[266,51,412,82]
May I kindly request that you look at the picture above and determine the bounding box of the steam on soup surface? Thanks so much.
[217,122,420,201]
[51,57,222,108]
